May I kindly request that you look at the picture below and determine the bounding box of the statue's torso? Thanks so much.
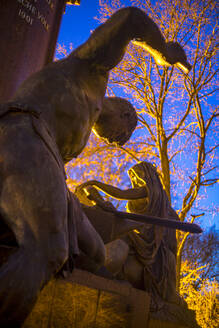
[10,56,108,163]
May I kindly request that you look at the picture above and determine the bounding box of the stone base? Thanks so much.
[23,269,196,328]
[23,269,150,328]
[149,319,189,328]
[149,300,200,328]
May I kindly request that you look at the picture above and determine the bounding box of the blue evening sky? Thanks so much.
[58,1,100,50]
[57,2,218,231]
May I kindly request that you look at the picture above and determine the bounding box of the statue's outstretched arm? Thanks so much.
[78,180,148,200]
[72,7,190,72]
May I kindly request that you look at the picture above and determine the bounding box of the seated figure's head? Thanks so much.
[93,97,137,146]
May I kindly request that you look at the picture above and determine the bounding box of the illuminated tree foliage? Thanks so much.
[180,227,219,327]
[180,261,218,328]
[58,1,218,326]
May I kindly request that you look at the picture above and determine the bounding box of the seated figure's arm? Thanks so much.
[78,180,148,200]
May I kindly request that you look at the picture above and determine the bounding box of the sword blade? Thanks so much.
[114,210,202,233]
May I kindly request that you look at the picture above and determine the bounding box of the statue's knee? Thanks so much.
[94,244,106,268]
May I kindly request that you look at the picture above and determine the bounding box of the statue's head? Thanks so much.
[92,97,137,146]
[127,161,167,216]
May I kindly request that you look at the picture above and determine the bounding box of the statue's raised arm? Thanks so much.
[73,7,191,73]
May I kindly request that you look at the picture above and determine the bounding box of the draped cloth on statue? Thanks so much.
[126,162,178,308]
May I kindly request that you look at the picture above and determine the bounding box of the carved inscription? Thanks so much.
[18,8,34,25]
[45,0,54,10]
[17,0,54,31]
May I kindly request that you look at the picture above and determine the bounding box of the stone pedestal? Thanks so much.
[23,269,197,328]
[148,320,189,328]
[23,269,150,328]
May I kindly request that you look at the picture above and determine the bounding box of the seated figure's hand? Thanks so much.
[75,184,116,213]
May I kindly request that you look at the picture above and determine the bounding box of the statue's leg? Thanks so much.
[105,239,129,275]
[121,253,144,289]
[0,114,68,327]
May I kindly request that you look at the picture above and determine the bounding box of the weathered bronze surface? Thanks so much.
[0,0,66,102]
[76,162,181,296]
[75,185,144,244]
[76,181,202,233]
[79,162,199,327]
[0,7,191,326]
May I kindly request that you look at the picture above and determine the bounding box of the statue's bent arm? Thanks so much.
[73,7,169,72]
[78,179,148,200]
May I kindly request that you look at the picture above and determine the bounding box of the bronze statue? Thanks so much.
[107,162,180,301]
[0,7,191,326]
[78,162,200,326]
[77,162,180,299]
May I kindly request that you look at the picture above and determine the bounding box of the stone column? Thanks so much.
[0,0,69,102]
